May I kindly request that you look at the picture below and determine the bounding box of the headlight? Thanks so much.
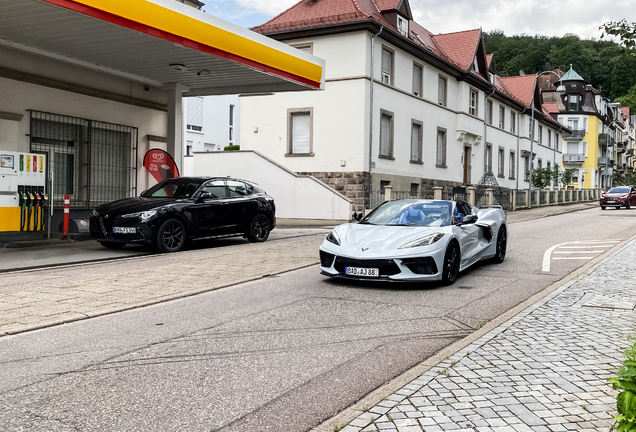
[92,209,99,217]
[121,210,157,222]
[399,233,445,249]
[326,229,341,246]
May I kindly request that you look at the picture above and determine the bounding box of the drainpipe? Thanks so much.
[368,26,383,209]
[483,86,496,178]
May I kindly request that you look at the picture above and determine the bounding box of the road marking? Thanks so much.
[542,240,620,272]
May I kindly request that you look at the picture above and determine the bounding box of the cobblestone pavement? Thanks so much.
[338,240,636,432]
[0,234,325,336]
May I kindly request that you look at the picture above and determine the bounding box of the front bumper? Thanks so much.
[89,214,154,244]
[319,248,444,282]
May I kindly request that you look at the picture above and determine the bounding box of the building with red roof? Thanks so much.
[240,0,574,210]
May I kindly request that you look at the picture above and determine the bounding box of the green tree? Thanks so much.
[615,84,636,114]
[600,19,636,48]
[530,167,553,189]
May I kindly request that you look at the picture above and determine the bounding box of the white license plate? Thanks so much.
[113,227,136,234]
[345,266,379,277]
[607,200,616,204]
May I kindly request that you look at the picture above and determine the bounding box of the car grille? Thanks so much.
[100,216,113,236]
[334,256,401,276]
[400,257,438,275]
[320,250,335,268]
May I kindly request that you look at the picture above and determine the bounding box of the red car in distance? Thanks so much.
[600,186,636,210]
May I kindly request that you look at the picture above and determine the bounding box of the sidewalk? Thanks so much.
[317,240,635,432]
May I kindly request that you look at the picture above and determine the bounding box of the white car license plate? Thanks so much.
[113,227,136,234]
[607,200,616,204]
[345,266,379,277]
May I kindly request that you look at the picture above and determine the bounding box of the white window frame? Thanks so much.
[412,63,423,97]
[381,47,393,85]
[379,109,394,159]
[469,89,478,116]
[436,127,447,167]
[286,108,314,156]
[438,75,447,106]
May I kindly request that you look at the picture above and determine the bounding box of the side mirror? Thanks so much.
[461,214,478,225]
[353,211,364,222]
[197,191,212,202]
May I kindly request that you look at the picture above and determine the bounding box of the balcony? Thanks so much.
[563,154,586,164]
[617,142,626,153]
[599,134,615,147]
[598,157,609,166]
[565,129,586,139]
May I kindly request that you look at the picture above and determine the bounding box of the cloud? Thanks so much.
[210,0,632,40]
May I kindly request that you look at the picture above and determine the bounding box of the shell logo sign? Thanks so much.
[143,149,179,183]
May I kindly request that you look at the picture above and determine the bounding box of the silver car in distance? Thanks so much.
[319,199,507,285]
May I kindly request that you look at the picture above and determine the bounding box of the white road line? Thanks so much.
[542,240,620,272]
[552,257,596,260]
[553,251,604,254]
[557,246,611,249]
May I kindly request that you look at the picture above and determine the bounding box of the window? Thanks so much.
[556,133,560,151]
[201,180,227,199]
[381,48,393,85]
[397,15,409,36]
[410,120,423,163]
[436,127,447,167]
[410,183,419,198]
[485,144,493,173]
[379,109,394,158]
[186,96,204,132]
[469,89,478,116]
[538,125,543,144]
[438,75,447,106]
[499,105,505,129]
[568,118,579,131]
[529,118,534,138]
[568,94,579,111]
[548,130,552,148]
[227,180,252,197]
[498,147,505,177]
[412,64,423,97]
[524,156,530,181]
[291,43,313,53]
[287,108,313,156]
[380,180,391,198]
[509,151,516,179]
[547,161,551,171]
[538,158,542,169]
[486,100,493,125]
[510,112,516,134]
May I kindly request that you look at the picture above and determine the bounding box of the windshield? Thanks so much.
[608,187,630,194]
[141,178,204,198]
[360,200,452,227]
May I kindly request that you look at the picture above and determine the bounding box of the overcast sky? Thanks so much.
[203,0,631,40]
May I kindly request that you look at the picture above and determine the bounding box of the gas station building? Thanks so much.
[0,0,325,243]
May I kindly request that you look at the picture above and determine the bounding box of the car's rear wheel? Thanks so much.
[441,241,460,285]
[492,225,507,263]
[627,202,631,209]
[601,206,606,210]
[155,218,186,253]
[246,214,270,242]
[99,241,126,250]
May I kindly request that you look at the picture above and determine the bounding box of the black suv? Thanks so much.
[90,177,276,252]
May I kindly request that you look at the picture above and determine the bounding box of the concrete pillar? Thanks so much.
[511,189,517,211]
[166,84,188,176]
[384,185,392,201]
[433,186,443,200]
[466,187,475,206]
[486,188,494,206]
[525,189,530,208]
[535,189,541,207]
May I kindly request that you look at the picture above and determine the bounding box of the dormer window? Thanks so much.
[397,15,408,36]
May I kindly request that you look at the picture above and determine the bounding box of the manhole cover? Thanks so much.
[582,295,636,310]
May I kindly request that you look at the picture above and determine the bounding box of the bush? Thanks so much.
[224,145,240,151]
[609,336,636,431]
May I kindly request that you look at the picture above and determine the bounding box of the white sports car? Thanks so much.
[319,199,507,285]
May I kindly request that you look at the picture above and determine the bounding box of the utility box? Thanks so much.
[0,151,48,233]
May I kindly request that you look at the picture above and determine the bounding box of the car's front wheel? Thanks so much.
[441,241,460,285]
[627,202,631,209]
[99,241,126,250]
[155,218,186,253]
[246,214,271,243]
[492,225,507,263]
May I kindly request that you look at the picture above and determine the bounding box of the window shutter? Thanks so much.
[411,124,420,161]
[187,97,204,129]
[292,113,310,154]
[412,65,421,96]
[438,78,445,104]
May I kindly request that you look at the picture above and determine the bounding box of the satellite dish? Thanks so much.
[519,70,525,76]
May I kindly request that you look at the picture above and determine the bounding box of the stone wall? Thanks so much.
[297,171,370,211]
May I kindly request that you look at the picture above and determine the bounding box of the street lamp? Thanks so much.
[528,71,566,208]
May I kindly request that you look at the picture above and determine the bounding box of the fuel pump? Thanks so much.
[33,190,41,232]
[26,187,34,231]
[39,187,47,231]
[18,186,26,231]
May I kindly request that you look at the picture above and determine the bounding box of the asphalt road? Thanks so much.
[0,207,635,432]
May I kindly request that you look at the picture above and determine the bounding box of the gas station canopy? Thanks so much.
[0,0,325,96]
